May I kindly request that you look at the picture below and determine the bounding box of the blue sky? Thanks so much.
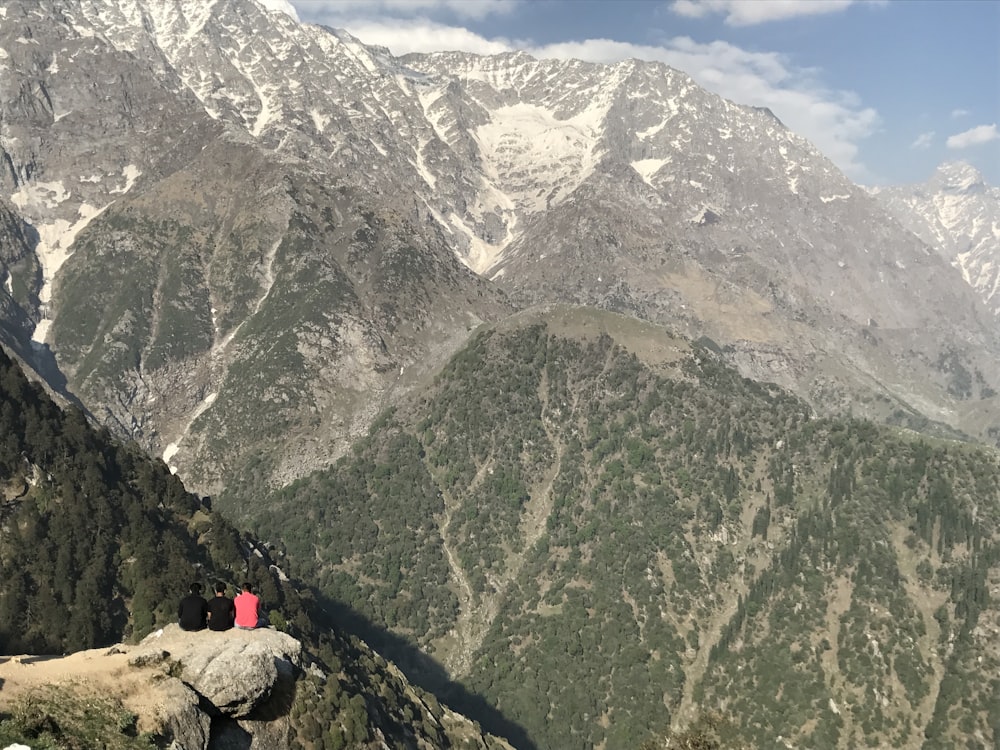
[282,0,1000,187]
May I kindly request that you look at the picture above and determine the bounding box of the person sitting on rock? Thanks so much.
[207,581,236,631]
[178,582,209,631]
[234,582,266,629]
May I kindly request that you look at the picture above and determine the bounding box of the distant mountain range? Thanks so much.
[873,161,1000,316]
[1,0,999,507]
[3,2,1000,748]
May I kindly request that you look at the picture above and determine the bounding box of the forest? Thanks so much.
[252,315,1000,749]
[0,347,501,750]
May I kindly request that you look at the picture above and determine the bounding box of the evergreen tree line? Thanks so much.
[0,348,513,749]
[0,348,269,652]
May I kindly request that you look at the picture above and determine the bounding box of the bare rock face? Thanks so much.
[125,624,300,749]
[154,678,213,750]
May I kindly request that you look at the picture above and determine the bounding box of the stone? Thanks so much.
[130,624,302,719]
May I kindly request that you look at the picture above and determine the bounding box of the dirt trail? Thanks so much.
[437,461,492,677]
[0,646,170,734]
[434,369,564,679]
[891,525,948,746]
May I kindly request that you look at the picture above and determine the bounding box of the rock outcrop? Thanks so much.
[127,624,301,749]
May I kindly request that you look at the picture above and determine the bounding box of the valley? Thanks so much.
[0,1,998,748]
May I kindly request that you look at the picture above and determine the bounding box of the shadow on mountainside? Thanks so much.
[314,590,538,750]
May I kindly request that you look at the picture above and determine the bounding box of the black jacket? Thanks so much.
[178,593,208,631]
[207,595,236,631]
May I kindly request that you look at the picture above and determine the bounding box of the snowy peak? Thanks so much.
[256,0,298,21]
[928,161,987,195]
[874,162,1000,315]
[5,0,1000,462]
[15,0,856,277]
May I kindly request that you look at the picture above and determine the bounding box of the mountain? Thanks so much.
[0,343,514,749]
[1,0,999,516]
[872,162,1000,317]
[0,0,512,514]
[3,4,1000,746]
[256,306,1000,750]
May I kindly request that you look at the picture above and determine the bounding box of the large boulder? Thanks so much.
[154,678,212,750]
[129,624,301,719]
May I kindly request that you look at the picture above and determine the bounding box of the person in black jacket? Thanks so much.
[178,582,209,631]
[207,581,236,631]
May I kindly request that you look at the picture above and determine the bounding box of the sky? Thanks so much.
[281,0,1000,188]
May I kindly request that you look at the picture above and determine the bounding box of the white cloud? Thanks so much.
[287,10,879,180]
[670,0,860,26]
[257,0,300,21]
[530,35,878,180]
[950,108,970,119]
[910,131,934,150]
[292,0,519,23]
[325,17,518,55]
[947,123,999,149]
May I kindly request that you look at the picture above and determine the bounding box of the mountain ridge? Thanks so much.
[873,161,1000,318]
[1,0,999,535]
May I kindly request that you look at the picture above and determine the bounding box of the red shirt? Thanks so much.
[234,591,262,628]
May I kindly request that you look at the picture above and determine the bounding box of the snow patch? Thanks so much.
[631,158,669,187]
[30,202,107,344]
[250,74,277,137]
[309,108,329,133]
[0,48,9,60]
[413,138,436,189]
[416,87,448,144]
[110,164,141,194]
[162,392,218,471]
[475,101,605,215]
[637,119,668,140]
[11,181,70,210]
[821,194,850,203]
[163,443,180,465]
[448,212,501,274]
[3,270,12,296]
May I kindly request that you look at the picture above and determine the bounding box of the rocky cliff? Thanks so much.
[0,624,514,750]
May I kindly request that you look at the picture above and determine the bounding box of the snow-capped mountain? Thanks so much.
[873,162,1000,316]
[1,0,1000,504]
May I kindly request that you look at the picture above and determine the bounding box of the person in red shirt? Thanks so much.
[234,582,265,629]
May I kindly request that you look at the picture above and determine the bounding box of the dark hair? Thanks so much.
[215,582,227,594]
[242,582,253,592]
[190,582,202,595]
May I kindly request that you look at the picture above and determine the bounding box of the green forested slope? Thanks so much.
[0,345,270,653]
[256,307,1000,750]
[0,347,513,750]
